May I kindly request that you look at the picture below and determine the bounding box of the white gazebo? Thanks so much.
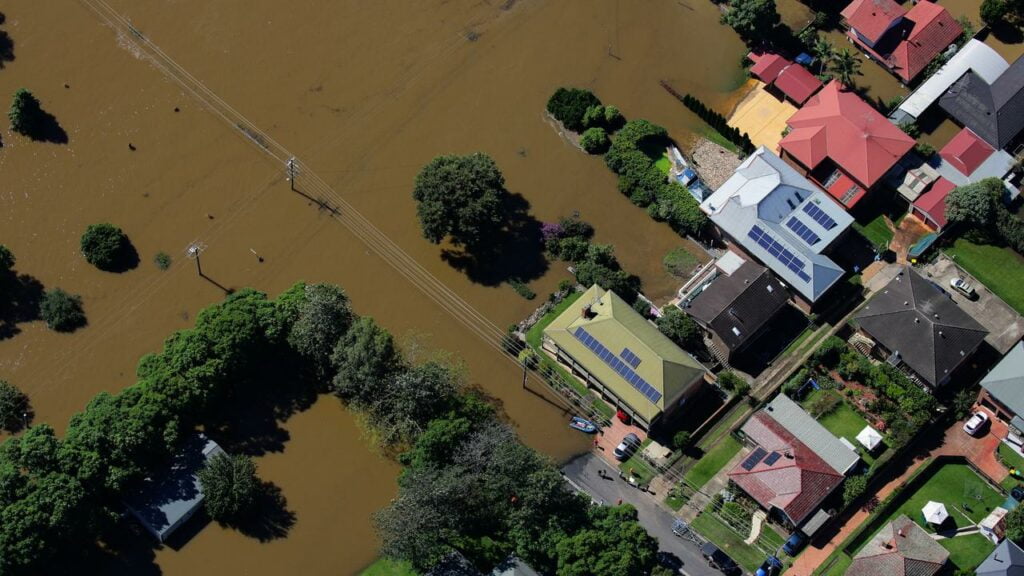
[856,426,883,452]
[922,501,949,525]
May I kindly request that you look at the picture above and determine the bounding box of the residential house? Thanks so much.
[700,146,853,305]
[910,176,955,231]
[764,394,860,475]
[854,266,988,388]
[977,538,1024,576]
[543,284,707,430]
[940,53,1024,150]
[683,253,789,361]
[978,340,1024,432]
[845,515,949,576]
[747,52,823,106]
[842,0,962,84]
[778,81,916,209]
[124,434,226,543]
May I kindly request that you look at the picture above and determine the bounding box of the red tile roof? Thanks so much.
[749,52,789,84]
[912,177,956,228]
[842,0,906,45]
[774,64,824,105]
[827,172,867,208]
[889,1,963,83]
[780,82,915,192]
[728,412,844,526]
[940,126,995,176]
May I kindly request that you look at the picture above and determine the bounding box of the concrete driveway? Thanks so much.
[920,256,1024,354]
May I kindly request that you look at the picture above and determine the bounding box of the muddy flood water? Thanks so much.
[0,1,748,573]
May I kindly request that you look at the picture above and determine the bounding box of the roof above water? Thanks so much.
[940,126,996,176]
[766,394,860,474]
[898,39,1008,119]
[846,515,949,576]
[912,177,956,228]
[842,0,907,45]
[981,341,1024,419]
[940,54,1024,149]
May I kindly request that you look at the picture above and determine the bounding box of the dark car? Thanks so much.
[1012,485,1024,502]
[656,551,683,573]
[782,532,807,556]
[613,433,641,461]
[701,542,740,575]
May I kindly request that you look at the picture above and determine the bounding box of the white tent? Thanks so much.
[857,426,883,451]
[923,501,949,525]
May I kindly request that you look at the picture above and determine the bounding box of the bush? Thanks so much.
[0,380,29,431]
[952,388,976,420]
[663,247,698,278]
[603,105,624,130]
[154,251,172,270]
[198,453,261,522]
[656,307,705,353]
[717,371,749,397]
[843,475,867,507]
[80,223,131,271]
[509,279,536,300]
[582,105,606,129]
[632,297,651,318]
[39,288,86,332]
[673,431,692,451]
[981,0,1008,26]
[914,141,935,158]
[546,87,601,132]
[579,127,610,154]
[813,336,846,369]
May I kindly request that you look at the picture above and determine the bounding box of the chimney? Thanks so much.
[934,313,940,320]
[898,528,904,537]
[939,330,944,338]
[914,317,920,324]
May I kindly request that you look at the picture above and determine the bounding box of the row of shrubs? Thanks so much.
[541,215,642,305]
[677,93,753,154]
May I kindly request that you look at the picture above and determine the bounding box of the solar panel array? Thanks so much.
[620,347,641,368]
[747,225,812,284]
[740,447,768,471]
[802,202,837,230]
[786,217,821,245]
[572,327,662,404]
[763,451,782,466]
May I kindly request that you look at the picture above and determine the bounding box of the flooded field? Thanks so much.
[0,0,748,573]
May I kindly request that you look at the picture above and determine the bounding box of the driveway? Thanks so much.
[920,255,1024,354]
[563,453,719,576]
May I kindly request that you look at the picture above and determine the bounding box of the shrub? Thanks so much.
[656,307,704,353]
[981,0,1008,26]
[673,431,692,451]
[0,380,29,431]
[579,127,610,154]
[546,87,601,132]
[582,105,606,129]
[154,251,172,270]
[198,453,260,522]
[952,388,976,420]
[603,105,624,130]
[914,141,935,158]
[717,371,749,397]
[518,348,539,370]
[509,279,536,300]
[812,336,846,369]
[663,247,698,278]
[632,297,651,318]
[39,288,86,332]
[80,223,131,271]
[843,475,867,507]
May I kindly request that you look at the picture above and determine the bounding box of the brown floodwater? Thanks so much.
[0,0,748,573]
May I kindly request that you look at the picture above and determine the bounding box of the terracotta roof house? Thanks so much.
[977,538,1024,576]
[543,284,707,430]
[842,0,962,84]
[778,81,915,209]
[729,409,845,526]
[748,52,823,105]
[845,515,949,576]
[978,340,1024,432]
[700,147,853,304]
[910,176,955,231]
[684,256,790,360]
[854,266,988,387]
[940,53,1024,150]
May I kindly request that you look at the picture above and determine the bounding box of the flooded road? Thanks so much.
[0,0,747,573]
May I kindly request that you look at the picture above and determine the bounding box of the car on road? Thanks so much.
[950,277,977,299]
[614,433,641,461]
[963,411,989,436]
[701,542,741,575]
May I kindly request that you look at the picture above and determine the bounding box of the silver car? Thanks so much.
[614,433,641,461]
[963,411,989,436]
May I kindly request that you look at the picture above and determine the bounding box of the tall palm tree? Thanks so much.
[830,48,863,88]
[812,36,834,75]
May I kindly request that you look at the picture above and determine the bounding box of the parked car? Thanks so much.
[701,542,740,575]
[757,555,784,576]
[963,411,989,436]
[613,433,641,461]
[950,277,977,299]
[1011,485,1024,503]
[782,532,807,556]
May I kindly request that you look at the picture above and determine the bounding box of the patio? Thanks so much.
[726,81,797,151]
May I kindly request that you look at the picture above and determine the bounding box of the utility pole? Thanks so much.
[186,240,208,276]
[286,157,298,191]
[522,361,528,389]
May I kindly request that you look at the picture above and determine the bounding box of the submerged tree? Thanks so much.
[412,153,507,251]
[830,49,863,87]
[721,0,781,41]
[0,379,29,431]
[39,288,85,332]
[8,88,41,135]
[80,223,131,271]
[198,453,260,522]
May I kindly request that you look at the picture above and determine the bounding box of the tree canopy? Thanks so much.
[39,288,85,332]
[945,178,1003,229]
[8,89,41,136]
[80,223,132,271]
[0,380,28,432]
[546,88,602,132]
[721,0,781,41]
[656,307,704,354]
[198,453,261,522]
[287,283,353,376]
[579,127,610,154]
[0,244,13,273]
[555,505,658,576]
[412,153,507,251]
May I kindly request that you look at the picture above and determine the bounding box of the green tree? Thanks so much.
[812,36,835,75]
[603,105,624,130]
[1006,504,1024,546]
[721,0,781,41]
[8,88,41,135]
[831,49,863,87]
[287,283,353,375]
[370,361,464,446]
[582,105,606,129]
[39,288,86,332]
[952,388,977,420]
[331,316,404,405]
[0,244,14,273]
[673,430,692,451]
[546,87,602,132]
[198,453,260,522]
[717,371,750,397]
[412,153,506,251]
[579,127,610,154]
[981,0,1009,26]
[656,307,704,353]
[843,474,868,507]
[555,505,658,576]
[80,223,131,271]
[945,178,1003,229]
[0,380,29,431]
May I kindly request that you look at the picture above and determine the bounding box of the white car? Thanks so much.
[950,278,976,298]
[963,411,989,436]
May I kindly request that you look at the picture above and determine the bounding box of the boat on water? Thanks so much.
[568,416,598,434]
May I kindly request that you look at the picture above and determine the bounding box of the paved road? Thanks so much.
[562,453,719,576]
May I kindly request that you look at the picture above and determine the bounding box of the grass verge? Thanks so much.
[945,238,1024,315]
[691,511,784,572]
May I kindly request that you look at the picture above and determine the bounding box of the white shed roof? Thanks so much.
[898,39,1008,120]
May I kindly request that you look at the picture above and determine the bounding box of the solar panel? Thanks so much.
[620,348,642,368]
[786,217,821,245]
[748,225,810,283]
[573,327,661,406]
[740,447,768,471]
[802,203,837,230]
[763,451,782,466]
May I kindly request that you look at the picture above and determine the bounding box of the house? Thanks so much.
[124,434,226,542]
[764,394,860,475]
[543,284,707,430]
[940,53,1024,150]
[747,52,823,106]
[845,515,949,576]
[977,538,1024,576]
[910,176,955,231]
[683,253,790,361]
[842,0,962,84]
[490,557,541,576]
[728,402,847,527]
[854,266,988,388]
[700,147,853,304]
[978,340,1024,432]
[778,81,916,209]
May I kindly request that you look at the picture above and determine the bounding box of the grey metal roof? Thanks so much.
[978,539,1024,576]
[490,557,541,576]
[124,434,225,542]
[687,259,791,351]
[897,39,1008,120]
[765,394,860,474]
[700,147,852,303]
[982,341,1024,417]
[939,54,1024,149]
[855,267,988,386]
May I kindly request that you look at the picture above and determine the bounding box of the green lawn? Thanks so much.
[940,533,995,573]
[698,125,741,154]
[801,389,880,465]
[946,238,1024,315]
[691,511,785,572]
[526,291,582,349]
[998,443,1024,491]
[619,439,658,484]
[360,558,418,576]
[782,324,816,356]
[853,214,893,250]
[813,552,852,576]
[655,153,672,175]
[685,435,742,489]
[878,463,1004,533]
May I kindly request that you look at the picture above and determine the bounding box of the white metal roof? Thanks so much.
[898,39,1009,120]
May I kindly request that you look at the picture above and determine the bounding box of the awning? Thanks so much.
[801,508,832,537]
[923,501,949,524]
[857,426,883,451]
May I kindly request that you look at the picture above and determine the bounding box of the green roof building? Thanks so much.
[543,285,707,429]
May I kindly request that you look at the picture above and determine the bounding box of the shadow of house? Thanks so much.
[0,271,44,340]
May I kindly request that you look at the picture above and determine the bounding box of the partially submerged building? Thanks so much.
[977,538,1024,576]
[543,284,707,430]
[747,52,823,106]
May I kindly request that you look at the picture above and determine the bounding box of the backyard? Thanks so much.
[853,213,894,250]
[946,238,1024,315]
[800,388,882,466]
[998,442,1024,491]
[939,533,996,573]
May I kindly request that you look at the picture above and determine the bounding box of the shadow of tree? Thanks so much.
[94,237,141,273]
[0,271,44,340]
[0,30,13,68]
[440,191,549,286]
[20,103,69,144]
[990,22,1024,45]
[226,481,296,542]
